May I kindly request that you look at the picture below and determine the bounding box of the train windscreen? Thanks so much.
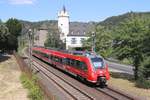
[91,57,104,69]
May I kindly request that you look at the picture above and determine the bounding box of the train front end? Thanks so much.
[87,55,110,86]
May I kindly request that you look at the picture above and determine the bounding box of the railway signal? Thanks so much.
[28,29,33,67]
[92,31,96,53]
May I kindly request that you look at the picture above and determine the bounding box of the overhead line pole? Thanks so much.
[92,31,96,53]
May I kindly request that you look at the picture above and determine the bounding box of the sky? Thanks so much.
[0,0,150,22]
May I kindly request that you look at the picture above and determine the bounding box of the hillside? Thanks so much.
[20,12,150,33]
[98,12,150,29]
[20,20,96,35]
[19,11,150,47]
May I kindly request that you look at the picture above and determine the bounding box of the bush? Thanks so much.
[136,77,150,89]
[141,57,150,79]
[20,73,44,100]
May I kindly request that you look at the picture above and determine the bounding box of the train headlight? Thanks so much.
[91,72,95,77]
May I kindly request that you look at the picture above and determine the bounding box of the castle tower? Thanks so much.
[58,6,69,42]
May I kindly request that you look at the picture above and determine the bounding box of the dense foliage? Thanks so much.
[0,18,22,52]
[44,28,65,49]
[113,16,149,80]
[95,25,113,57]
[0,24,9,50]
[83,12,150,88]
[83,25,113,58]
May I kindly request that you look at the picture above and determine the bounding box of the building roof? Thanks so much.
[38,24,48,30]
[68,22,95,36]
[58,6,69,17]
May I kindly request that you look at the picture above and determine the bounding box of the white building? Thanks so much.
[58,6,88,50]
[58,6,69,42]
[66,32,88,49]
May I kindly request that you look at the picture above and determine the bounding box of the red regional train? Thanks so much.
[32,46,110,86]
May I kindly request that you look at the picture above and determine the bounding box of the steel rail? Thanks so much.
[32,63,78,100]
[32,58,95,100]
[96,87,134,100]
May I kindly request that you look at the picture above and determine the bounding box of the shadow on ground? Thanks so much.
[0,53,10,63]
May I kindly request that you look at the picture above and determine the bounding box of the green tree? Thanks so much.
[0,24,9,51]
[95,25,113,58]
[44,29,65,49]
[136,57,150,89]
[141,25,150,57]
[6,18,22,36]
[82,32,93,50]
[140,57,150,79]
[83,25,113,58]
[0,19,2,24]
[113,16,149,80]
[5,18,22,51]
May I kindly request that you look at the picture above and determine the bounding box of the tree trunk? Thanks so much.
[134,65,138,80]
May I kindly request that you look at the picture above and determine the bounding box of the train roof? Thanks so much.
[32,46,102,59]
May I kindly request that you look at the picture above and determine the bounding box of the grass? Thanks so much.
[108,72,150,99]
[20,73,44,100]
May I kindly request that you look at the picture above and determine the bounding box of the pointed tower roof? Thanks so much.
[63,5,66,12]
[58,5,69,17]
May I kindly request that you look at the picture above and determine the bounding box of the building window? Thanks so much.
[71,38,76,44]
[80,38,85,43]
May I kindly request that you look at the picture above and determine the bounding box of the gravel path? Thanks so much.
[0,55,28,100]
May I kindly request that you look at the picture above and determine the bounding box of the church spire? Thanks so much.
[63,5,66,12]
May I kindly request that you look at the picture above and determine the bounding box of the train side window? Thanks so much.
[38,51,40,55]
[45,54,49,58]
[48,55,51,59]
[55,56,60,63]
[70,59,75,67]
[81,62,87,71]
[53,56,55,61]
[54,56,57,62]
[56,57,60,62]
[42,53,45,57]
[62,58,67,65]
[39,52,42,56]
[33,50,38,54]
[58,57,61,63]
[51,55,53,60]
[66,58,71,65]
[75,60,81,69]
[43,53,48,58]
[53,56,56,61]
[59,58,62,64]
[75,60,87,71]
[35,51,38,54]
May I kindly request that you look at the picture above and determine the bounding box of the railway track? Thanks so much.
[24,47,140,100]
[96,87,136,100]
[32,57,137,100]
[31,56,139,100]
[32,59,95,100]
[20,48,143,100]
